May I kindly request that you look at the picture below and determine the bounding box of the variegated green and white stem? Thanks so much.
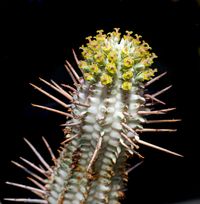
[5,28,182,204]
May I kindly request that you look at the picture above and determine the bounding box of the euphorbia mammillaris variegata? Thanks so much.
[5,28,183,204]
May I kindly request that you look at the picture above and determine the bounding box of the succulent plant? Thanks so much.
[5,28,182,204]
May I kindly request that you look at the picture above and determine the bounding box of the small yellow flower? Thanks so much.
[84,73,94,81]
[148,53,158,65]
[106,62,117,74]
[96,29,104,34]
[141,41,152,51]
[123,56,134,68]
[79,61,88,69]
[87,40,100,50]
[84,52,93,60]
[85,36,92,42]
[94,52,105,63]
[112,28,121,38]
[113,28,120,33]
[102,44,111,53]
[132,34,142,45]
[100,73,113,85]
[90,64,99,74]
[122,70,133,80]
[134,48,143,58]
[95,30,106,42]
[123,30,133,41]
[140,53,157,67]
[107,51,118,62]
[80,46,93,60]
[121,47,129,56]
[126,31,133,35]
[140,68,157,81]
[122,81,132,91]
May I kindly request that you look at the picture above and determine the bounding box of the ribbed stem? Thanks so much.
[57,80,146,204]
[46,137,80,203]
[108,148,128,204]
[85,84,123,203]
[46,83,91,203]
[62,83,108,203]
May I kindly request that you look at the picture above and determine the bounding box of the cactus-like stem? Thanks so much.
[5,28,182,204]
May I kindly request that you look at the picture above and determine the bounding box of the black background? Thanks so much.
[1,0,200,203]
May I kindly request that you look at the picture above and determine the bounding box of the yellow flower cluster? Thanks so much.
[79,28,158,91]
